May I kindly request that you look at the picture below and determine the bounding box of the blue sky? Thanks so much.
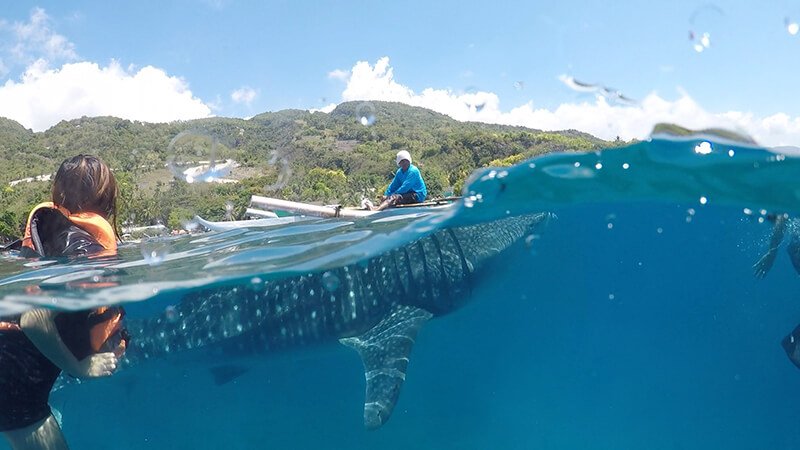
[2,1,800,145]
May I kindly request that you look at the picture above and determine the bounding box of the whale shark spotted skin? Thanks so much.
[124,213,551,429]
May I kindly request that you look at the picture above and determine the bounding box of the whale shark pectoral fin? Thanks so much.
[339,305,433,430]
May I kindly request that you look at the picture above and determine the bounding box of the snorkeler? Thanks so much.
[372,150,428,211]
[0,155,128,450]
[752,213,800,278]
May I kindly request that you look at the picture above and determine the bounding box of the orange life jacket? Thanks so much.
[87,306,129,358]
[5,202,127,358]
[21,202,117,252]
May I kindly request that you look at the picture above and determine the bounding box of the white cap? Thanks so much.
[396,150,412,165]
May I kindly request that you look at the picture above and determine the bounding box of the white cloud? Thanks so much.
[0,60,211,131]
[310,103,337,114]
[231,86,257,105]
[327,69,350,82]
[329,56,800,147]
[8,8,77,64]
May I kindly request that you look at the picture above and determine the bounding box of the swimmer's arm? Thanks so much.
[767,214,788,252]
[754,214,788,278]
[20,309,117,378]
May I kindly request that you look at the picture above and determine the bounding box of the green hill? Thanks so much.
[0,101,623,241]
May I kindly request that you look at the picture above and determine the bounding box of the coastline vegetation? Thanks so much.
[0,101,623,242]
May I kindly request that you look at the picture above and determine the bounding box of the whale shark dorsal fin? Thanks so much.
[340,305,433,430]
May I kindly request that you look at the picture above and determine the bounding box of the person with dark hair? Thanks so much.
[373,150,428,211]
[1,155,127,450]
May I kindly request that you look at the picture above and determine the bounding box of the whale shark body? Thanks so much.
[123,213,551,429]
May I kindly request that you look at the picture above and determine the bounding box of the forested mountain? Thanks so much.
[0,101,623,241]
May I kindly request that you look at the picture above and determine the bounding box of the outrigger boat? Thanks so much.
[248,195,459,219]
[193,195,460,231]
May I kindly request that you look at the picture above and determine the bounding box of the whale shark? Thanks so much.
[122,212,551,429]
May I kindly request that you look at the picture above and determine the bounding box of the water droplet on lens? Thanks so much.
[694,141,712,154]
[225,201,234,221]
[688,4,723,52]
[788,20,800,35]
[322,271,340,292]
[181,219,200,232]
[141,238,170,266]
[355,102,377,126]
[166,130,232,183]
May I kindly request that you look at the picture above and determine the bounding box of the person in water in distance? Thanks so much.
[373,150,428,211]
[0,155,128,450]
[753,213,800,278]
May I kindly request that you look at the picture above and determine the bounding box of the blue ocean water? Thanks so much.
[2,136,800,449]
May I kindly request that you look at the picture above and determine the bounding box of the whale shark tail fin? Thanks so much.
[340,305,433,430]
[782,324,800,370]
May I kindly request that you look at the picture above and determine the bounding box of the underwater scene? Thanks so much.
[1,136,799,449]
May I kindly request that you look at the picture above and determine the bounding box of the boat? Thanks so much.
[248,195,458,219]
[192,196,459,232]
[192,214,308,232]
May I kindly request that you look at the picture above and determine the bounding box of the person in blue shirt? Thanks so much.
[374,150,427,211]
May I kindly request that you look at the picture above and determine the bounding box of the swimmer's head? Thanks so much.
[52,154,119,234]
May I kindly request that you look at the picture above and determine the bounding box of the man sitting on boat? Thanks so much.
[372,150,428,211]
